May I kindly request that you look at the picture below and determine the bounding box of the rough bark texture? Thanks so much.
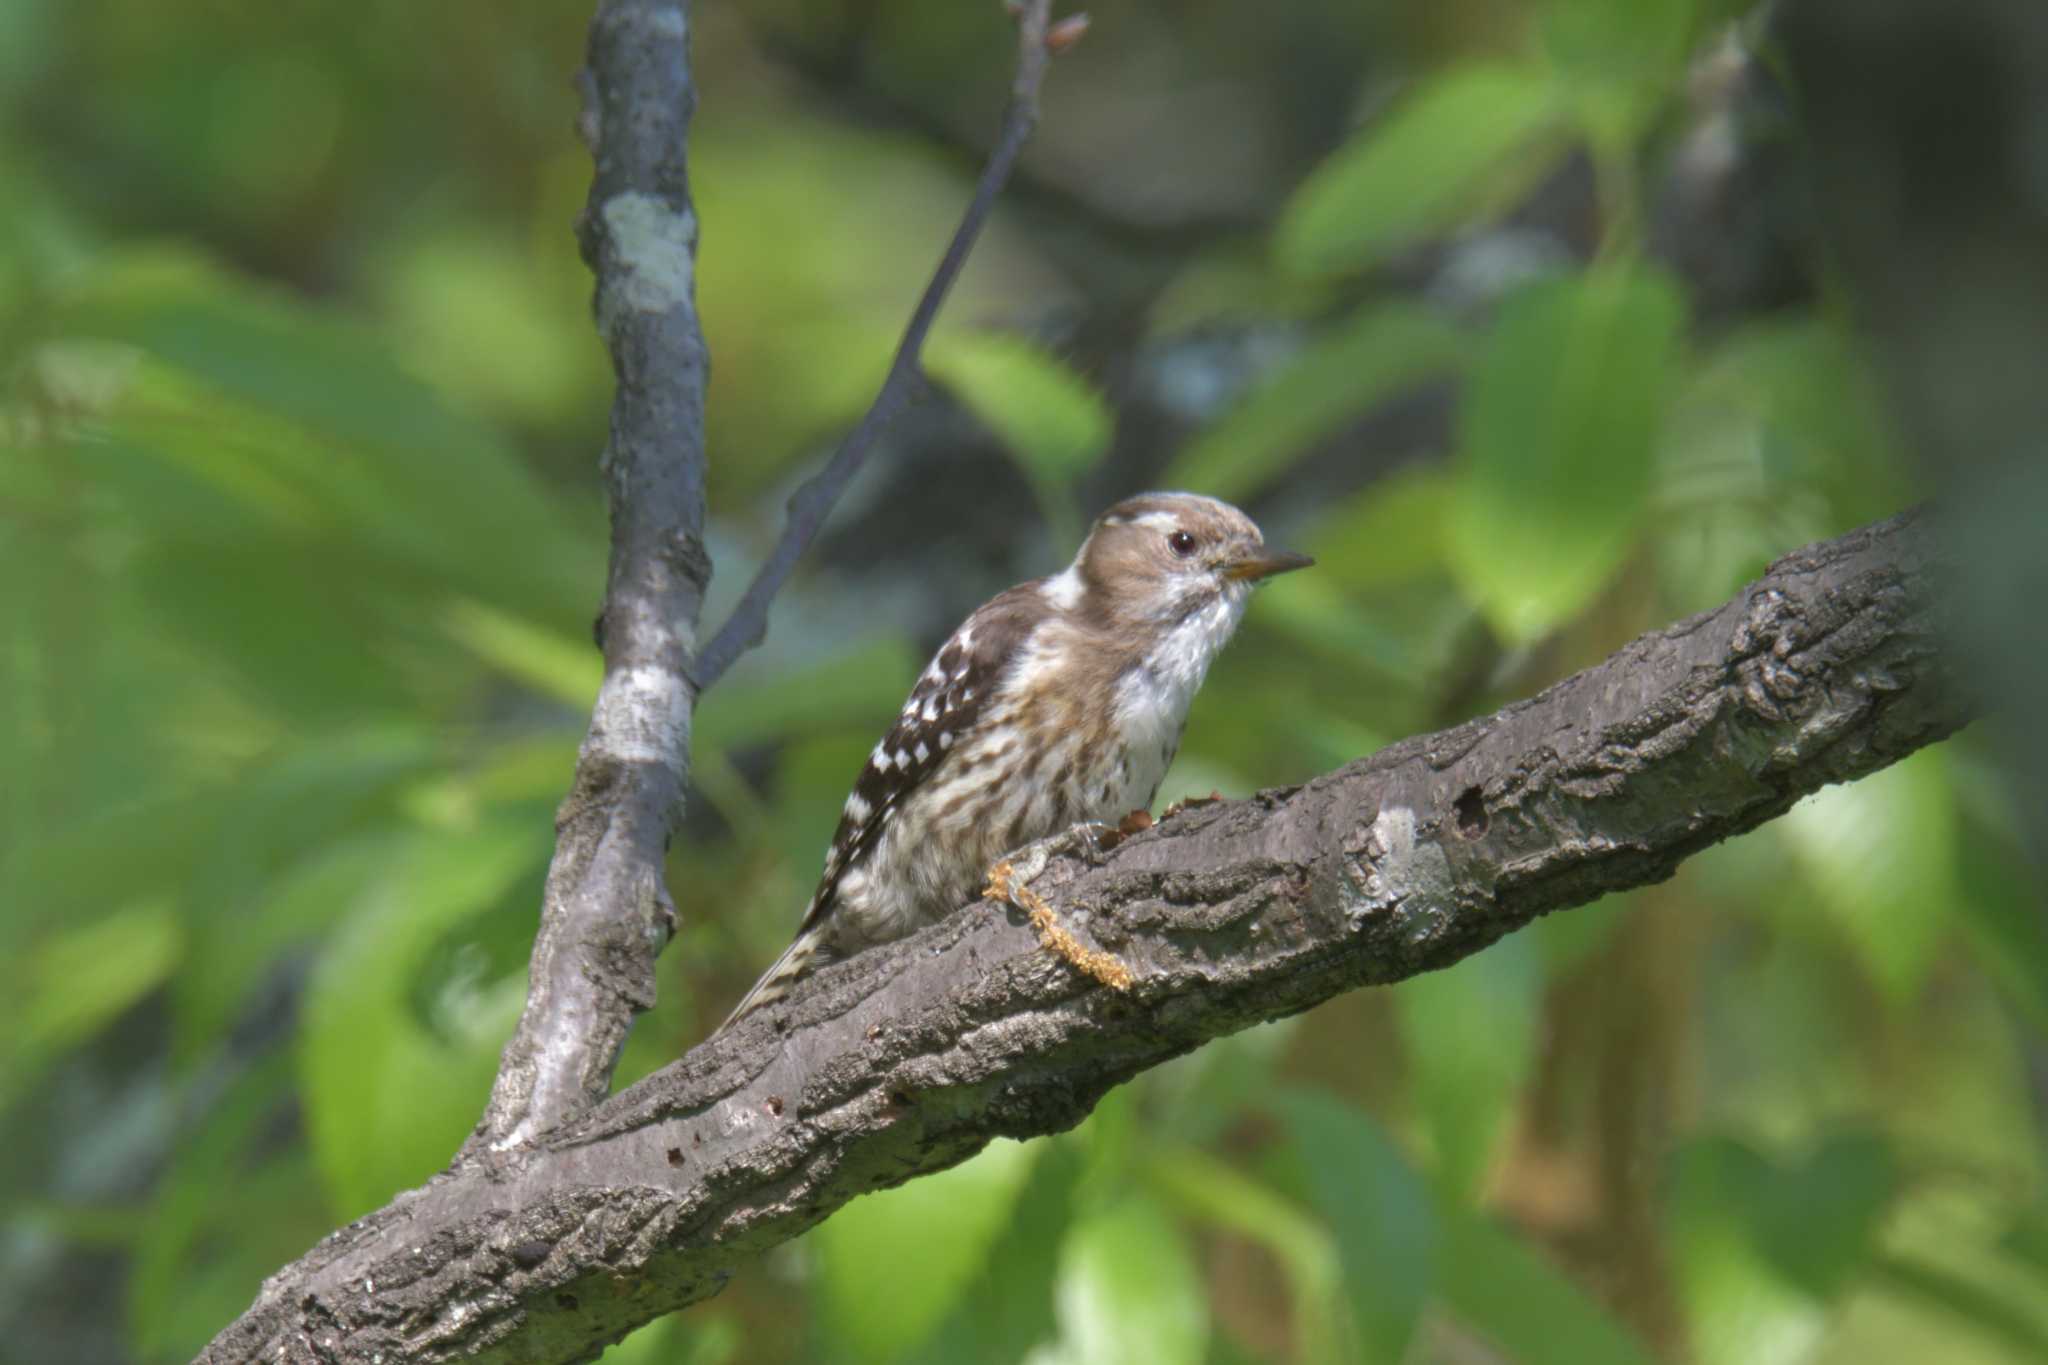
[198,509,1968,1365]
[470,0,711,1154]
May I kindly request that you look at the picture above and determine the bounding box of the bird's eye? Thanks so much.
[1167,530,1198,557]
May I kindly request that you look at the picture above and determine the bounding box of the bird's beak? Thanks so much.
[1223,548,1315,582]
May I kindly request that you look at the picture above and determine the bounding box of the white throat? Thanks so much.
[1114,584,1250,761]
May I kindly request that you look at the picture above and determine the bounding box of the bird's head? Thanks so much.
[1072,491,1312,630]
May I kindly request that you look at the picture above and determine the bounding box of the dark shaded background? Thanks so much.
[3,0,2045,1361]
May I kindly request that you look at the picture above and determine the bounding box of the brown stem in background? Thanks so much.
[689,0,1076,690]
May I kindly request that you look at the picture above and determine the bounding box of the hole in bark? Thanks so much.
[511,1240,550,1268]
[666,1147,685,1167]
[1453,786,1488,839]
[557,1293,580,1311]
[765,1095,785,1117]
[889,1090,913,1108]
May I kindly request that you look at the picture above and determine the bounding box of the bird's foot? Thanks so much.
[982,823,1133,992]
[1158,789,1224,822]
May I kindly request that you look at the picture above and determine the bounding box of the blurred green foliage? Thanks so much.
[3,0,2044,1362]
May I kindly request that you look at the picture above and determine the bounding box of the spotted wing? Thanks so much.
[716,584,1043,1029]
[807,584,1043,915]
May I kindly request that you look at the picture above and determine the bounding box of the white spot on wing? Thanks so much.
[938,732,953,750]
[843,794,871,823]
[914,741,930,763]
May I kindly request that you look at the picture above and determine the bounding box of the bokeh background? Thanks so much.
[4,0,2046,1361]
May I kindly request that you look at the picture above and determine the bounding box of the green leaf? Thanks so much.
[1051,1197,1209,1365]
[300,817,545,1218]
[599,1312,738,1365]
[129,1054,337,1362]
[443,597,604,708]
[1542,0,1703,153]
[1249,571,1426,685]
[1779,745,1958,1003]
[813,1138,1040,1361]
[1162,304,1467,503]
[64,249,603,625]
[1448,266,1687,642]
[1146,1145,1345,1364]
[1653,318,1909,614]
[1301,463,1456,591]
[374,229,608,429]
[1441,1210,1659,1365]
[1394,932,1543,1201]
[689,112,1056,491]
[1953,779,2048,1031]
[1274,1089,1436,1365]
[1531,893,1631,978]
[1668,1134,1896,1365]
[1869,1253,2048,1365]
[927,332,1112,490]
[2003,1206,2048,1277]
[174,831,409,1061]
[8,900,183,1103]
[907,1137,1083,1365]
[1278,63,1568,275]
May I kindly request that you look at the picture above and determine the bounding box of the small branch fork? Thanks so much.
[473,0,1083,1150]
[198,511,1968,1365]
[688,0,1086,689]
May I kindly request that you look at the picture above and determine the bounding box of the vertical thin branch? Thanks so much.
[689,0,1075,689]
[470,0,712,1152]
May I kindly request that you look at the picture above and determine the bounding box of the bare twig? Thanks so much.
[468,0,712,1153]
[689,0,1076,690]
[201,510,1969,1365]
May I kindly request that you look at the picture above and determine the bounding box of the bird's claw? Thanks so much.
[998,820,1116,887]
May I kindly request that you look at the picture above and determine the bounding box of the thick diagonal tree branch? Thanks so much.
[470,0,712,1153]
[201,510,1967,1365]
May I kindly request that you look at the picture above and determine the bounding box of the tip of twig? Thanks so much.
[1046,13,1091,52]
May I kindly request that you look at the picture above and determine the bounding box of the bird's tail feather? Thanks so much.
[714,921,828,1035]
